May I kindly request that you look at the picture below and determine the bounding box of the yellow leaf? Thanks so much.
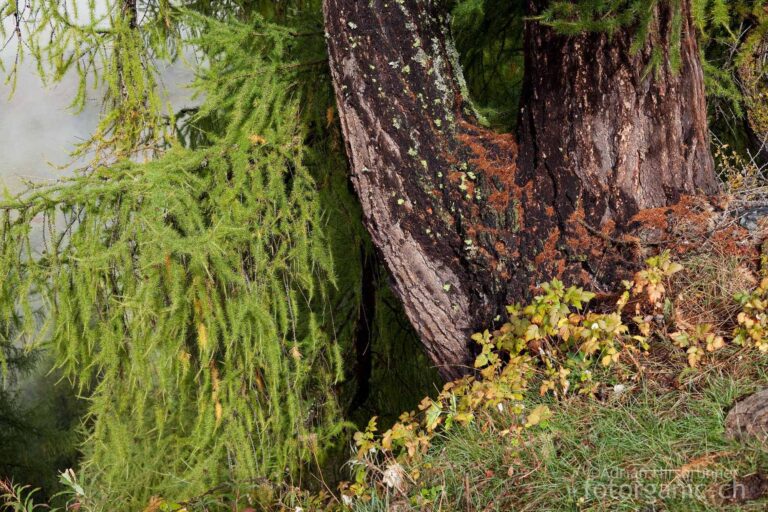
[525,405,552,428]
[425,402,442,431]
[178,350,191,365]
[249,134,267,145]
[666,262,684,275]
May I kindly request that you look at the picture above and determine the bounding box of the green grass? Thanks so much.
[353,354,768,511]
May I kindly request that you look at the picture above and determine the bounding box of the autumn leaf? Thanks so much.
[525,404,552,428]
[425,401,442,431]
[215,402,223,425]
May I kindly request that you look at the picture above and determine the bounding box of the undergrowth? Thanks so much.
[364,366,768,511]
[5,249,768,511]
[339,250,768,511]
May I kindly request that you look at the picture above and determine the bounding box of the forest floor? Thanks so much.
[352,349,768,511]
[343,229,768,512]
[6,202,768,512]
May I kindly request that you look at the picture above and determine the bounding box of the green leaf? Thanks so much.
[425,402,442,431]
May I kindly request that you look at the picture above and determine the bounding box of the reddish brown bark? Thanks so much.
[323,0,719,379]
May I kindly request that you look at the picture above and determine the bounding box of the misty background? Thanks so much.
[0,54,196,194]
[0,12,198,492]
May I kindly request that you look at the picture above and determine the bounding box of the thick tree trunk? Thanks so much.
[323,0,719,379]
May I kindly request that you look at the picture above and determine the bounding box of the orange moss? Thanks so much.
[565,206,608,260]
[631,195,762,261]
[535,228,561,268]
[456,121,520,211]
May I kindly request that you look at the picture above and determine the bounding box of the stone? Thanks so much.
[725,389,768,442]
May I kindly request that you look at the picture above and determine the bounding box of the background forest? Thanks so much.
[0,0,767,510]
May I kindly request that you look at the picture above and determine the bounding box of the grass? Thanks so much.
[352,351,768,511]
[670,250,754,335]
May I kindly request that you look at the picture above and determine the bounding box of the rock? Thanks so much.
[725,389,768,442]
[738,206,768,231]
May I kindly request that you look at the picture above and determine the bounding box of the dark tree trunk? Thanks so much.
[349,251,376,412]
[323,0,719,379]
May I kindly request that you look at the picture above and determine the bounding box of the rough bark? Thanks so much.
[323,0,719,379]
[519,0,718,229]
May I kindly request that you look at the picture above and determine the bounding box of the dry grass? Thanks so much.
[669,249,757,335]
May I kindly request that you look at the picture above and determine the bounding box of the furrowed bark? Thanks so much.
[323,0,719,379]
[519,0,718,229]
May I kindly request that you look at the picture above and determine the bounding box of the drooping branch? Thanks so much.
[323,0,719,379]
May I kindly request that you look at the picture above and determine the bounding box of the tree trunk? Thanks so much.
[323,0,719,379]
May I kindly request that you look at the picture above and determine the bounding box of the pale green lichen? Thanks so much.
[444,21,489,126]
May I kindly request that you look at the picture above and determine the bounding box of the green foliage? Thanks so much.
[0,0,178,161]
[0,364,83,502]
[734,277,768,352]
[343,252,768,510]
[374,369,768,511]
[535,0,683,69]
[340,273,650,504]
[1,0,437,507]
[451,0,525,131]
[458,0,766,163]
[538,0,655,37]
[0,8,355,508]
[340,250,768,508]
[1,306,81,500]
[695,1,768,161]
[534,0,750,77]
[1,469,91,512]
[3,1,766,510]
[0,481,48,512]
